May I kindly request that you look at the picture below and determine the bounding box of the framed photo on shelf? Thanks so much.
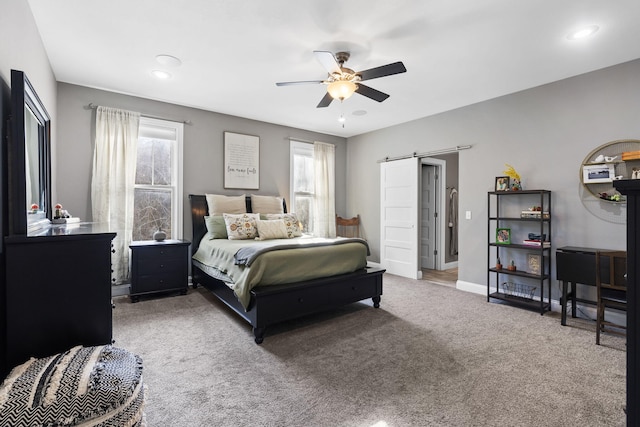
[495,176,510,192]
[496,228,511,244]
[582,163,615,184]
[527,253,542,275]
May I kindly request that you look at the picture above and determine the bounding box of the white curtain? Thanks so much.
[91,106,140,284]
[313,141,336,237]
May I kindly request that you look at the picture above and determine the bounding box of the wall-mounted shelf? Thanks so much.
[580,139,640,203]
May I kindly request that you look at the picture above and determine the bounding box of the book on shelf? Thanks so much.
[522,239,550,247]
[520,211,550,219]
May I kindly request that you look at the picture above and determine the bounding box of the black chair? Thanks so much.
[595,250,627,345]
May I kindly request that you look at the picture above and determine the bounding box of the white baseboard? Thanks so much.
[455,279,626,325]
[443,261,459,270]
[456,280,484,295]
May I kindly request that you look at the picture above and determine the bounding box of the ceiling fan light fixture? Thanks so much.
[327,80,357,101]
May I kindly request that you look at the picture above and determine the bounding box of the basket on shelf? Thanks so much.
[501,281,536,300]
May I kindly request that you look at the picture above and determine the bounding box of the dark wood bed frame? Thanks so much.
[189,194,385,343]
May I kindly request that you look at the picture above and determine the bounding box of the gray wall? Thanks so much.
[56,83,347,239]
[0,0,58,200]
[347,59,640,298]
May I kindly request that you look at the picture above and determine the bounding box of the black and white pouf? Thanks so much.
[0,345,145,426]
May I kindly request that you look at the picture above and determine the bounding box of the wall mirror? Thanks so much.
[9,69,51,235]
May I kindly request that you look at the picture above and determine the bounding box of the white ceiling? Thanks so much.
[27,0,640,138]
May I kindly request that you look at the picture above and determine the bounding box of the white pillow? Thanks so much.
[265,213,302,238]
[251,194,284,214]
[255,219,289,240]
[223,213,260,240]
[206,194,246,215]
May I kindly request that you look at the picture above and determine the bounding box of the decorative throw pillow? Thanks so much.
[265,213,302,238]
[250,194,284,214]
[204,215,228,239]
[223,213,260,240]
[255,219,289,240]
[206,194,246,215]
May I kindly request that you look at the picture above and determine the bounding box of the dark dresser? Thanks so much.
[129,239,190,302]
[4,223,116,370]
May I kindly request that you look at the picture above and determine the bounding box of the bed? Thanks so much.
[189,194,384,343]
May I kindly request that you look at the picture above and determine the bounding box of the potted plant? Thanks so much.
[507,260,517,271]
[496,256,502,270]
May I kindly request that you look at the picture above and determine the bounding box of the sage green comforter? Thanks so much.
[192,236,368,310]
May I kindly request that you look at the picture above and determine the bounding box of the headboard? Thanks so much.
[189,194,287,249]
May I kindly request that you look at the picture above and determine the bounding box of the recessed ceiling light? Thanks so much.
[352,110,368,116]
[155,54,182,67]
[338,115,346,123]
[567,25,599,40]
[151,69,172,80]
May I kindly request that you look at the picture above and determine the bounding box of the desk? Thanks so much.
[556,246,616,326]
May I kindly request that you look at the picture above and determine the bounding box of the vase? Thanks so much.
[153,229,166,241]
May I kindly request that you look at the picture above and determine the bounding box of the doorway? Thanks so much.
[420,155,459,281]
[379,154,459,281]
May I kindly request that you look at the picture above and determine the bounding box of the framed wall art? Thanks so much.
[224,131,260,189]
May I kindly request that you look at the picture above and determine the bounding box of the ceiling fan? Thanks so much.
[276,51,407,108]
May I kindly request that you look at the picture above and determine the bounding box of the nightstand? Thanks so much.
[129,239,191,302]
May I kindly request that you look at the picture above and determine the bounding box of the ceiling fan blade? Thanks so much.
[355,84,390,102]
[276,80,324,86]
[314,51,341,75]
[316,92,334,108]
[357,62,406,81]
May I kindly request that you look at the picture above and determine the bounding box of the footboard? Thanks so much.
[193,264,384,343]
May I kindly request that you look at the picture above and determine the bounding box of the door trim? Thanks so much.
[421,157,447,271]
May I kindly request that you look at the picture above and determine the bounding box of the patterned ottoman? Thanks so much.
[0,345,145,426]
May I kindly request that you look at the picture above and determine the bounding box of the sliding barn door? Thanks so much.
[380,157,421,279]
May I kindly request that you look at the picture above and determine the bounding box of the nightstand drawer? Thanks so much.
[134,271,187,293]
[135,245,185,262]
[136,257,183,275]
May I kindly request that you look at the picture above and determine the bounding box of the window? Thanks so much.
[290,140,314,233]
[133,117,183,241]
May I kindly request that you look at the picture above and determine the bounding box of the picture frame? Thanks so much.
[224,131,260,189]
[527,253,542,275]
[496,228,511,244]
[495,176,510,192]
[582,163,615,184]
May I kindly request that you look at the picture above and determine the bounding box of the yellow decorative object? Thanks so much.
[503,164,520,181]
[503,164,522,190]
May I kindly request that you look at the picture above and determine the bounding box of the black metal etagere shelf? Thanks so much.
[487,189,552,314]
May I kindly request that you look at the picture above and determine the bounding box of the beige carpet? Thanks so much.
[112,273,626,427]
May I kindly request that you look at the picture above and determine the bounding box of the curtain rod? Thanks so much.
[85,103,192,125]
[377,145,472,163]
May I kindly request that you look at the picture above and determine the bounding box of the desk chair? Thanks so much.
[595,250,627,345]
[336,214,360,238]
